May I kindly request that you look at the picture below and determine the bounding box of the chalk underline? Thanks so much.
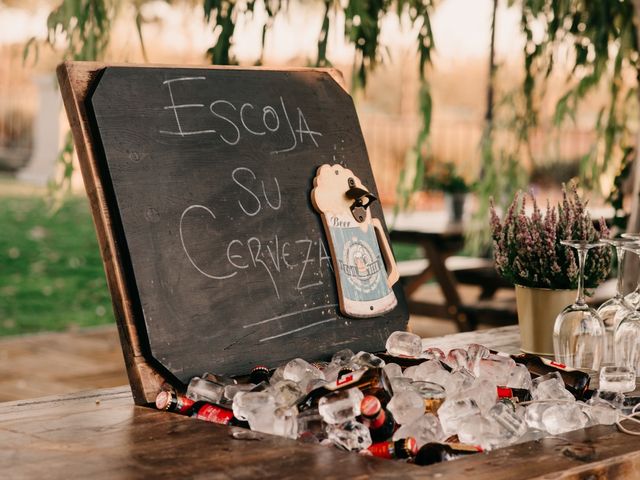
[243,303,338,329]
[259,318,337,343]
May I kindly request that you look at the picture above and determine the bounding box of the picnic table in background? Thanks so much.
[388,210,516,332]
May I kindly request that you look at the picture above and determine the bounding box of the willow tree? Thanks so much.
[32,0,436,206]
[34,0,640,236]
[518,0,639,222]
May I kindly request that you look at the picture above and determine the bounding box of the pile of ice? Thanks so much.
[187,331,628,453]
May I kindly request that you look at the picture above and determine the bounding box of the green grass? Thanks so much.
[391,242,422,262]
[0,195,114,336]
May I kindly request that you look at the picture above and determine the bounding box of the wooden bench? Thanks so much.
[397,256,513,299]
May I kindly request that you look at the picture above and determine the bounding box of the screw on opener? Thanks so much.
[346,177,377,223]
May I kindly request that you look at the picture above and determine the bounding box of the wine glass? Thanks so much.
[621,233,640,308]
[597,238,636,364]
[553,240,606,371]
[614,315,640,377]
[612,242,640,376]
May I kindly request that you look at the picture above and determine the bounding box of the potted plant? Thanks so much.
[490,183,611,355]
[424,162,473,222]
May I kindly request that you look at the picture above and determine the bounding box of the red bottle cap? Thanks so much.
[403,437,418,457]
[155,391,172,410]
[360,395,382,418]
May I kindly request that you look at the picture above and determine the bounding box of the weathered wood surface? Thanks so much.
[2,327,640,479]
[0,326,127,402]
[57,61,408,404]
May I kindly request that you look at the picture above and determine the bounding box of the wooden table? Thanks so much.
[2,326,640,479]
[389,211,515,331]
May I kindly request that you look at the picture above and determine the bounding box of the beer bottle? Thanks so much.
[155,390,194,414]
[190,401,249,428]
[377,353,452,372]
[493,351,590,399]
[496,386,532,403]
[368,437,418,460]
[248,365,271,385]
[298,368,392,411]
[414,442,483,466]
[360,395,396,442]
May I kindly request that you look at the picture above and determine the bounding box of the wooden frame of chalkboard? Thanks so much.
[57,61,408,405]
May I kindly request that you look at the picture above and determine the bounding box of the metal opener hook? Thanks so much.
[346,177,377,223]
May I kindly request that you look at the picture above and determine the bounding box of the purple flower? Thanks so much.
[490,181,610,289]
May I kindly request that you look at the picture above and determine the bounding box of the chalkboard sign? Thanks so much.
[75,65,407,386]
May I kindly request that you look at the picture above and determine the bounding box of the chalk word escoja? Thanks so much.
[159,77,323,154]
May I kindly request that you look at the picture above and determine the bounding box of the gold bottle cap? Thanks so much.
[154,390,173,410]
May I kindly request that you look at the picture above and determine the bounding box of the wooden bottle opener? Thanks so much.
[311,164,399,318]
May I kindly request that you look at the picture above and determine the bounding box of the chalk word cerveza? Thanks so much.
[158,76,323,154]
[179,167,333,300]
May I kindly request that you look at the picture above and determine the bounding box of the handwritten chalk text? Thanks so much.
[159,77,322,154]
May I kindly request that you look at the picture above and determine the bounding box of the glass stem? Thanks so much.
[615,246,625,299]
[576,247,587,306]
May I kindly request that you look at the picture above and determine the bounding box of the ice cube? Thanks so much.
[306,378,329,393]
[387,390,425,425]
[332,348,355,366]
[403,365,420,380]
[414,360,445,377]
[421,347,446,362]
[588,389,626,410]
[319,362,343,383]
[585,389,625,425]
[247,402,279,434]
[507,364,532,390]
[297,408,326,443]
[272,380,304,408]
[446,348,469,371]
[383,363,403,379]
[437,396,481,436]
[463,378,497,414]
[202,372,237,386]
[186,376,225,403]
[271,406,299,439]
[456,413,501,450]
[531,372,574,402]
[350,351,385,369]
[269,365,286,385]
[318,387,364,424]
[541,403,587,434]
[411,381,446,414]
[326,421,372,451]
[386,331,422,358]
[447,368,475,395]
[467,344,490,375]
[583,403,618,426]
[599,366,636,393]
[478,354,516,385]
[393,413,445,447]
[223,383,254,402]
[413,361,451,391]
[232,391,276,421]
[524,402,551,431]
[389,376,414,393]
[284,358,325,392]
[488,400,527,444]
